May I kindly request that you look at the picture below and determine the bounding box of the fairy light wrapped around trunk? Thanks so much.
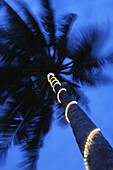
[47,73,102,170]
[47,73,77,122]
[84,128,100,170]
[47,73,61,93]
[65,101,77,123]
[57,88,67,103]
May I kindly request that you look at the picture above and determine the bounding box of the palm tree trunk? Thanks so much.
[47,73,113,170]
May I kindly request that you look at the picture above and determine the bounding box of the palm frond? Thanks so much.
[0,30,29,67]
[20,118,43,170]
[14,1,46,50]
[57,13,77,37]
[0,66,30,106]
[20,104,53,169]
[0,99,23,161]
[0,0,45,57]
[40,0,55,46]
[0,79,54,168]
[75,72,113,86]
[0,87,38,159]
[56,13,77,64]
[66,27,112,84]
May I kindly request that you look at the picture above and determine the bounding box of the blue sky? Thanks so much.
[1,0,113,170]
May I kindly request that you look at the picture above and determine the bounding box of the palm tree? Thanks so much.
[0,0,113,169]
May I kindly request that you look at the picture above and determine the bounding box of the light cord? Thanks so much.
[47,73,55,82]
[47,73,77,123]
[50,79,59,87]
[57,88,67,103]
[53,82,61,93]
[47,73,61,93]
[47,73,100,170]
[84,128,100,170]
[65,101,77,123]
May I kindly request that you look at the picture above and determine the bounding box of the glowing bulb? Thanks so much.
[47,73,55,82]
[53,82,61,93]
[57,88,67,103]
[50,78,59,87]
[47,73,61,93]
[49,76,57,84]
[65,101,77,123]
[84,128,100,170]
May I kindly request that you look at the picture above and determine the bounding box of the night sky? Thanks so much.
[1,0,113,170]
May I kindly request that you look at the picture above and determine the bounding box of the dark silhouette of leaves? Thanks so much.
[56,13,77,64]
[40,0,55,46]
[0,0,113,169]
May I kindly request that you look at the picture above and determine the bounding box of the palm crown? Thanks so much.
[0,0,112,169]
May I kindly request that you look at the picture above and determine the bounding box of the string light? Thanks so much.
[47,73,100,170]
[53,82,61,93]
[57,88,67,103]
[47,73,61,93]
[84,128,100,170]
[49,77,57,84]
[47,73,55,82]
[65,101,77,123]
[50,78,59,87]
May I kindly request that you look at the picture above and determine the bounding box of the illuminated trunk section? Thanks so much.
[47,73,113,170]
